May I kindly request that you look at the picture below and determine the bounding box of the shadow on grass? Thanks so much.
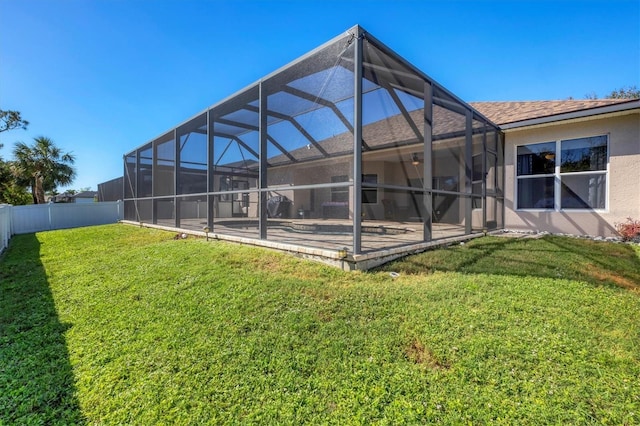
[0,234,85,424]
[378,235,640,291]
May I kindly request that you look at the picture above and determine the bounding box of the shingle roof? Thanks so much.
[220,98,638,169]
[263,106,473,166]
[73,191,98,198]
[469,99,635,126]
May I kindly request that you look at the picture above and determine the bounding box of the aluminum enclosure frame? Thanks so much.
[122,25,504,259]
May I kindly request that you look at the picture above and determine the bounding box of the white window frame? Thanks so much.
[515,135,609,212]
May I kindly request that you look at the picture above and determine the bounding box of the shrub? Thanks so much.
[615,217,640,242]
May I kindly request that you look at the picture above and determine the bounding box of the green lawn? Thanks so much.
[1,224,639,425]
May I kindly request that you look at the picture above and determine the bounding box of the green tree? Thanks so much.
[607,85,640,99]
[0,145,31,205]
[12,137,76,204]
[0,109,29,133]
[584,85,640,100]
[0,167,32,205]
[0,110,31,204]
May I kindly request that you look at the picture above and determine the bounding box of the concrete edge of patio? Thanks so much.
[121,220,505,270]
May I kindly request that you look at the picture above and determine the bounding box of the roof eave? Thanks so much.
[500,99,640,130]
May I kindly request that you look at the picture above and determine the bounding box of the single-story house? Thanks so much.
[103,25,639,269]
[473,99,639,238]
[50,190,98,204]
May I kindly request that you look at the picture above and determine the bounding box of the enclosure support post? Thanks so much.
[207,109,214,231]
[482,123,487,231]
[353,28,363,255]
[423,82,433,242]
[464,109,473,234]
[174,128,180,228]
[259,81,268,240]
[152,141,157,225]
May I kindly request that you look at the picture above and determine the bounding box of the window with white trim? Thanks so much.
[516,135,608,210]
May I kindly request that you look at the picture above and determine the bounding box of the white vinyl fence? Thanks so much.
[0,202,123,253]
[0,205,11,253]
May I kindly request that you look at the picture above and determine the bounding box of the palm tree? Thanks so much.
[12,136,76,204]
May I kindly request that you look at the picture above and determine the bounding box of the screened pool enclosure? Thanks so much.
[123,25,504,261]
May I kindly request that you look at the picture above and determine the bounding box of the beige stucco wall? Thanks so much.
[504,111,640,237]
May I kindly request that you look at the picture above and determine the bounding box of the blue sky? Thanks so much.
[1,0,638,191]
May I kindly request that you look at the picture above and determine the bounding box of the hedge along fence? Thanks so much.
[0,201,124,252]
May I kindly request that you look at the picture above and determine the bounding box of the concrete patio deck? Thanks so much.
[123,218,490,270]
